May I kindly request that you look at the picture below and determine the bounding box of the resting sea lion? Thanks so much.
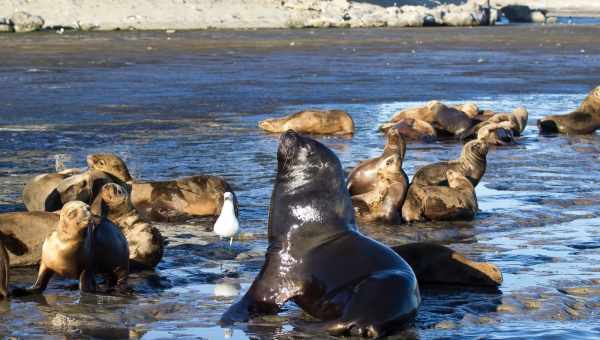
[0,211,58,267]
[461,107,529,141]
[380,118,437,142]
[402,170,478,222]
[0,240,8,298]
[87,153,238,221]
[258,109,355,135]
[381,101,473,137]
[347,130,406,196]
[392,243,502,287]
[538,85,600,134]
[454,102,480,119]
[411,139,488,187]
[221,130,419,338]
[92,183,164,270]
[18,201,129,294]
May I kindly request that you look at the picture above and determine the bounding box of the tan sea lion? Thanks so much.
[392,243,502,287]
[461,107,529,141]
[91,183,164,270]
[347,130,406,196]
[411,139,488,187]
[258,109,355,135]
[381,101,473,137]
[380,118,437,142]
[402,170,478,223]
[87,153,238,221]
[16,201,129,295]
[538,85,600,134]
[454,102,481,119]
[0,211,58,267]
[476,122,515,145]
[0,240,8,298]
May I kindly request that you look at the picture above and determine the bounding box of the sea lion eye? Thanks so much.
[99,160,106,166]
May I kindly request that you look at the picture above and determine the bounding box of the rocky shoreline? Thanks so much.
[0,0,590,33]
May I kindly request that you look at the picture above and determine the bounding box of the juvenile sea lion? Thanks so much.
[258,109,355,135]
[18,201,129,294]
[380,118,437,142]
[221,130,419,338]
[392,243,502,287]
[0,240,8,298]
[91,183,164,270]
[476,122,515,146]
[347,130,406,196]
[411,139,488,187]
[87,153,239,221]
[0,211,58,267]
[538,85,600,134]
[402,170,478,223]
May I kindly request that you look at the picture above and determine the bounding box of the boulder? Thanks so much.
[501,5,547,23]
[10,11,44,33]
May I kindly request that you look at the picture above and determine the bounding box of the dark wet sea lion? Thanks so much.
[347,130,406,196]
[402,170,478,222]
[221,130,419,338]
[92,183,164,270]
[18,201,129,295]
[538,85,600,134]
[87,153,238,221]
[392,243,502,287]
[0,211,58,267]
[411,139,488,187]
[258,109,355,135]
[380,118,437,142]
[0,240,8,298]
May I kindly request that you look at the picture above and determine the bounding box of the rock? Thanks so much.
[0,24,12,33]
[390,12,424,27]
[10,11,44,33]
[501,5,547,23]
[443,11,476,26]
[530,10,547,23]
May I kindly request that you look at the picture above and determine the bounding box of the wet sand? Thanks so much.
[0,25,599,339]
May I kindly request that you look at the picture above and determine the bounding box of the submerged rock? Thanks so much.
[10,12,44,33]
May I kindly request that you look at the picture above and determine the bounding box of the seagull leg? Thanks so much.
[229,237,233,247]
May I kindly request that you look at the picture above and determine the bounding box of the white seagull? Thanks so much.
[213,192,239,246]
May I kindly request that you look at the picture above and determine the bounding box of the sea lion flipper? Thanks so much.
[79,269,97,293]
[0,241,8,298]
[14,263,54,295]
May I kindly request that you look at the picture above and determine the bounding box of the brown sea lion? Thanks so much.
[411,139,488,187]
[538,85,600,134]
[0,211,58,267]
[258,109,355,135]
[392,243,502,287]
[91,183,164,270]
[22,170,114,213]
[17,201,129,295]
[381,101,473,137]
[380,118,437,142]
[476,122,515,146]
[87,153,239,221]
[454,102,481,119]
[461,107,529,141]
[0,240,8,298]
[347,130,406,196]
[221,130,419,338]
[402,170,478,223]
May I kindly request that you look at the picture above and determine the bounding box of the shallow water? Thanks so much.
[1,26,599,339]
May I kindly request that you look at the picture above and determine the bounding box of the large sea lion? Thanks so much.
[91,183,164,270]
[17,201,129,294]
[0,240,8,298]
[402,170,478,223]
[0,211,58,267]
[411,139,488,187]
[22,170,113,213]
[221,130,420,338]
[461,107,529,142]
[258,109,355,135]
[392,243,502,287]
[380,118,437,142]
[538,85,600,134]
[476,122,515,146]
[87,153,238,221]
[347,130,406,196]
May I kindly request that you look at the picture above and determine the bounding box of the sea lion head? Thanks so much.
[271,130,356,243]
[87,153,133,182]
[512,107,529,133]
[59,201,92,238]
[579,85,600,114]
[91,183,133,218]
[477,123,514,145]
[460,102,480,119]
[100,183,128,208]
[384,128,407,160]
[462,139,488,162]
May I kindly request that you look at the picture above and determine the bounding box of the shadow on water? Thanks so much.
[0,27,599,338]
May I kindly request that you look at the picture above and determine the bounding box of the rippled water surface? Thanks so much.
[1,26,599,339]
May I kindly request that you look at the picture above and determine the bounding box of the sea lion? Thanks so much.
[380,118,437,142]
[0,240,8,298]
[402,170,478,223]
[258,109,355,135]
[411,139,488,187]
[17,201,129,294]
[87,153,239,221]
[454,102,480,119]
[22,170,114,213]
[221,130,420,338]
[538,85,600,134]
[381,101,473,137]
[347,130,406,196]
[392,243,502,287]
[91,183,164,270]
[0,211,58,267]
[476,122,515,146]
[461,107,529,141]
